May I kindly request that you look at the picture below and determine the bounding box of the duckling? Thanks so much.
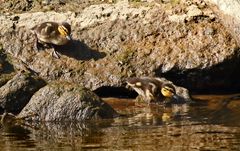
[126,77,169,103]
[126,77,184,104]
[31,21,72,58]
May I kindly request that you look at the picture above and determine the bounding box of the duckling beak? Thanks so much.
[172,94,186,104]
[172,94,179,100]
[66,35,72,40]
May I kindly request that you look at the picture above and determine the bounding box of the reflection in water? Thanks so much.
[0,95,240,150]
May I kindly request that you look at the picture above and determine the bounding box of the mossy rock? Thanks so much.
[0,72,46,114]
[17,81,118,122]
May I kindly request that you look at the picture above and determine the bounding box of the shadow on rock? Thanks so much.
[0,49,14,74]
[54,40,106,61]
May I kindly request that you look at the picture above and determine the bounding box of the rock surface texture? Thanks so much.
[17,81,118,121]
[207,0,240,45]
[0,0,240,93]
[0,73,46,114]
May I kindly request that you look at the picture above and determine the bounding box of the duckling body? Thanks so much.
[127,77,169,103]
[126,77,178,104]
[31,22,72,58]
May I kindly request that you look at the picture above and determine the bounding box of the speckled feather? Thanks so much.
[31,22,70,45]
[126,77,164,102]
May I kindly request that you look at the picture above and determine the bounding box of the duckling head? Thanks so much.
[58,22,72,40]
[161,84,176,98]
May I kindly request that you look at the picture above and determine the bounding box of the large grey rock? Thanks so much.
[0,73,46,114]
[17,82,118,122]
[0,0,239,92]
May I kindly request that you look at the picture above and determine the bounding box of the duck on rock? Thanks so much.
[31,22,72,58]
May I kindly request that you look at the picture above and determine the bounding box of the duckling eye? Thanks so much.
[164,86,175,93]
[162,88,168,93]
[58,25,69,36]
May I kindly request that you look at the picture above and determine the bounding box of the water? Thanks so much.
[1,94,240,151]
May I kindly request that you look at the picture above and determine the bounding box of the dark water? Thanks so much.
[1,94,240,151]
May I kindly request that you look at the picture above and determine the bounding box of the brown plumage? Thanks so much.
[126,77,176,103]
[31,22,72,58]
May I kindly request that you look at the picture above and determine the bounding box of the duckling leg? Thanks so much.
[35,41,44,51]
[34,39,47,51]
[51,49,61,59]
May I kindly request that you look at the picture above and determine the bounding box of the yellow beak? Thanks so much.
[66,35,72,40]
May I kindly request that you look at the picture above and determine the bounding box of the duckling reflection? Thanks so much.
[161,103,190,124]
[31,21,72,58]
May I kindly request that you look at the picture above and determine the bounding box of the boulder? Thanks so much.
[0,47,15,87]
[207,0,240,45]
[17,81,118,122]
[0,0,239,93]
[0,73,46,114]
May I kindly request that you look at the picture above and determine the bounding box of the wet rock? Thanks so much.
[17,81,118,122]
[0,73,46,114]
[0,112,16,125]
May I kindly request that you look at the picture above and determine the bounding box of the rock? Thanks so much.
[207,0,240,45]
[0,112,16,125]
[186,4,203,19]
[0,73,46,114]
[0,59,3,73]
[0,73,15,88]
[0,49,15,83]
[204,27,215,35]
[168,14,187,23]
[17,81,118,122]
[0,0,239,93]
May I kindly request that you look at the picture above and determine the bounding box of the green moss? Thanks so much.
[0,73,16,87]
[170,0,180,5]
[115,49,135,65]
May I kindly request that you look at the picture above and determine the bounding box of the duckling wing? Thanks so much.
[41,23,58,37]
[33,22,58,38]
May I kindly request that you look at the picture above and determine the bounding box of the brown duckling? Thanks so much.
[31,21,72,58]
[126,77,180,104]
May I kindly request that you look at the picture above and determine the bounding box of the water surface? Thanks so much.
[1,94,240,151]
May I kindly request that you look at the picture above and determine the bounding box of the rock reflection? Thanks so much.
[0,119,113,150]
[0,123,35,150]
